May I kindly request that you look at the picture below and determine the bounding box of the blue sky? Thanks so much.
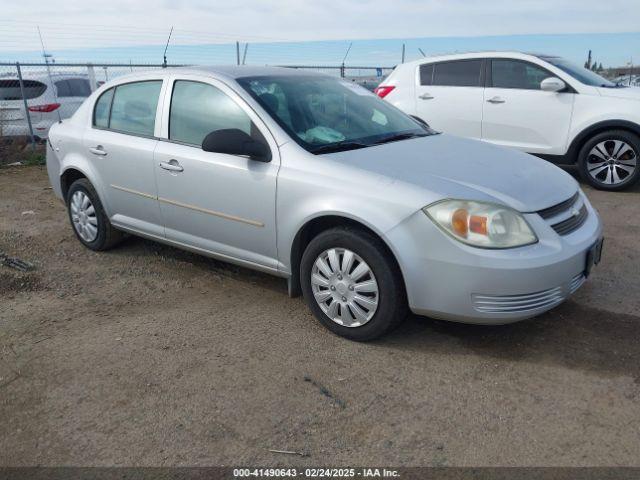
[2,33,637,68]
[1,0,639,67]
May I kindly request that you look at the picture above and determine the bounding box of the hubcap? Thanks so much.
[310,248,379,328]
[587,140,637,185]
[70,191,98,242]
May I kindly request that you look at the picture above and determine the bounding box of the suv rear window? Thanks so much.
[432,60,483,87]
[0,79,47,100]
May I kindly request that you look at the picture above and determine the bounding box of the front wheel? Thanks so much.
[578,130,640,191]
[300,227,407,341]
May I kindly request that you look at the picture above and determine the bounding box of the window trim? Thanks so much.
[486,58,577,93]
[91,79,163,140]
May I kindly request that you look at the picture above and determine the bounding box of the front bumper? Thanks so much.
[385,193,603,324]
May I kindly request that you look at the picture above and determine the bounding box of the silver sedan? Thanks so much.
[46,66,603,340]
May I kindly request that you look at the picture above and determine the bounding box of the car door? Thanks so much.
[82,79,165,237]
[153,75,279,270]
[482,58,575,155]
[415,59,484,139]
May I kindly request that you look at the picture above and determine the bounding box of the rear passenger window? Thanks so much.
[419,64,434,85]
[67,78,91,97]
[57,78,92,97]
[169,80,252,146]
[55,80,72,97]
[93,88,114,128]
[109,81,162,137]
[432,60,483,87]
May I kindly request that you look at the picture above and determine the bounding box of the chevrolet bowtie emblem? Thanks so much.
[571,208,579,217]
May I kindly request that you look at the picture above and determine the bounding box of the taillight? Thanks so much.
[28,103,61,113]
[374,85,395,98]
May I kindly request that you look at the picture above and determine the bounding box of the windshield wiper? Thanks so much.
[311,141,370,154]
[373,132,427,146]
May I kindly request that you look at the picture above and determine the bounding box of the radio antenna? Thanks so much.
[341,42,353,65]
[162,26,174,68]
[37,26,62,122]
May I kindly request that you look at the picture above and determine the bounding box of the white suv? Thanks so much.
[377,52,640,191]
[0,72,92,140]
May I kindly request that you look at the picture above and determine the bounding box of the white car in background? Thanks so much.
[0,72,92,140]
[376,52,640,191]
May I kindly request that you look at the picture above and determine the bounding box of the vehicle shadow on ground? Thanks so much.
[111,225,640,385]
[385,305,640,384]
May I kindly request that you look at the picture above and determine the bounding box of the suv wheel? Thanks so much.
[300,227,407,341]
[66,178,124,251]
[578,130,640,191]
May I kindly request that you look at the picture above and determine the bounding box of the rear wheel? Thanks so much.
[578,130,640,191]
[66,178,124,251]
[300,227,407,341]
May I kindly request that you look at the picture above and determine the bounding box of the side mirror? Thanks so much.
[540,77,566,92]
[201,129,271,162]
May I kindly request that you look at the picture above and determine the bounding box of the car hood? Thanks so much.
[596,86,640,100]
[326,134,578,212]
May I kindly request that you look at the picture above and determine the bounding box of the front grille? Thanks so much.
[536,192,588,236]
[472,272,586,315]
[569,273,586,294]
[550,204,588,235]
[537,192,579,220]
[472,287,564,314]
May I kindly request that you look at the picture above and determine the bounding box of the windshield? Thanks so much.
[237,75,434,154]
[542,57,617,87]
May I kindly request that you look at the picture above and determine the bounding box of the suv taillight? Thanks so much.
[374,85,395,98]
[28,103,61,113]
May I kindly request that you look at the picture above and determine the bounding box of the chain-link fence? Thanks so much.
[0,61,392,164]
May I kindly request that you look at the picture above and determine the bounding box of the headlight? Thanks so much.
[423,199,537,249]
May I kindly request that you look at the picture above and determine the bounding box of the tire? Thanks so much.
[66,178,124,251]
[300,226,408,341]
[578,130,640,191]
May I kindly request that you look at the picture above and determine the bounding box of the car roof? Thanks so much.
[106,65,326,84]
[403,51,555,66]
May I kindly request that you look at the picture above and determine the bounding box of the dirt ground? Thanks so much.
[1,165,639,467]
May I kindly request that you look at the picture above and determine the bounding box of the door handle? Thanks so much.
[159,160,184,173]
[419,93,434,100]
[89,146,107,156]
[487,96,506,104]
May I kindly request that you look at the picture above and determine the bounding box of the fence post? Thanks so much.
[16,62,36,151]
[87,63,97,92]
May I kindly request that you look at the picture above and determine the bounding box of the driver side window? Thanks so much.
[169,80,252,146]
[491,59,551,90]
